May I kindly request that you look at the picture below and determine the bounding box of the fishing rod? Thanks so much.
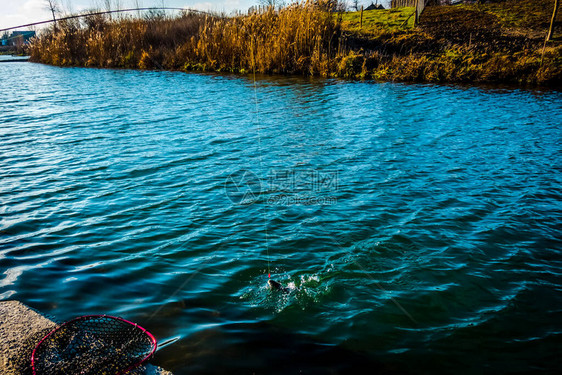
[0,7,213,33]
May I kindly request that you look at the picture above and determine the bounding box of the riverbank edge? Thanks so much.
[0,300,171,375]
[27,40,562,88]
[27,2,562,87]
[25,57,562,90]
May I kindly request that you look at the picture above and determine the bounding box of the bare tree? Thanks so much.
[352,0,360,11]
[135,0,143,18]
[316,0,346,12]
[104,0,113,20]
[61,0,73,15]
[258,0,285,8]
[45,0,60,33]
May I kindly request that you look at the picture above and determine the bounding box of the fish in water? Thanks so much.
[268,279,290,293]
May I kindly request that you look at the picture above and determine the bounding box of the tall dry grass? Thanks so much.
[31,11,207,68]
[31,1,348,75]
[181,4,342,74]
[29,0,561,86]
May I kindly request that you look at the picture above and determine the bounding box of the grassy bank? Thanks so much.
[29,0,561,86]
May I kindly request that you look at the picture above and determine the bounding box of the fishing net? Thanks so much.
[31,315,157,375]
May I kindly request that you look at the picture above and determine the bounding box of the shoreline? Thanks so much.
[0,301,172,375]
[23,59,562,93]
[27,1,562,87]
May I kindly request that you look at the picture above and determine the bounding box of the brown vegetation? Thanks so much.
[29,0,561,86]
[30,3,343,75]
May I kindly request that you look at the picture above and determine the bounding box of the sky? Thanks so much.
[0,0,248,30]
[1,0,392,31]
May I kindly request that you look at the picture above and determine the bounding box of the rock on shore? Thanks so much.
[0,300,171,375]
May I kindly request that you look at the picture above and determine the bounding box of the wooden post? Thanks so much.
[542,0,560,65]
[547,0,559,41]
[360,6,364,29]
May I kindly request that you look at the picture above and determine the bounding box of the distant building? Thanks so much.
[0,32,9,46]
[365,2,385,10]
[6,31,36,46]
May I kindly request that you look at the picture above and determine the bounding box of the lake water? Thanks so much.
[1,62,561,374]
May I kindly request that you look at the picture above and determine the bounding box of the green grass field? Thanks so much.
[477,0,561,30]
[340,7,416,35]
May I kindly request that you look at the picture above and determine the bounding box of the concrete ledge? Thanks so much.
[0,301,56,374]
[0,301,172,375]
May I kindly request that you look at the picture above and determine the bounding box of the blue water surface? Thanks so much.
[1,62,561,374]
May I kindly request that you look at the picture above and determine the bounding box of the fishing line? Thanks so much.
[0,7,213,33]
[251,41,271,279]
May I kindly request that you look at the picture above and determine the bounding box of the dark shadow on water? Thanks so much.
[154,320,405,375]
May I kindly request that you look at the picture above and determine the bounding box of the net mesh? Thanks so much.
[32,315,156,375]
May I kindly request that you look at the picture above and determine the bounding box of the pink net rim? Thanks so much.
[31,314,158,375]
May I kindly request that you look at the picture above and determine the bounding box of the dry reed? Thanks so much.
[29,0,561,86]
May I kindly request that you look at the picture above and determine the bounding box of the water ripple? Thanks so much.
[1,64,562,374]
